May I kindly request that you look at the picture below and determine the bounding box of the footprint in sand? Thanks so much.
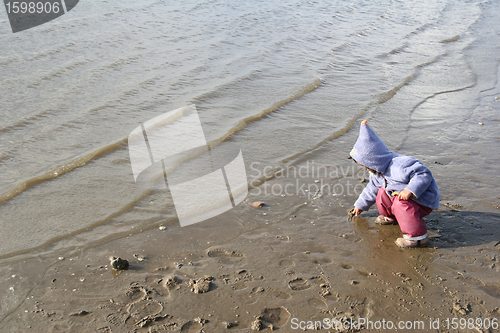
[267,290,292,300]
[163,275,182,291]
[180,320,203,333]
[106,283,154,327]
[259,307,291,328]
[288,278,311,291]
[125,300,163,326]
[207,248,244,264]
[106,313,128,326]
[310,276,328,286]
[279,259,295,270]
[127,300,163,319]
[308,298,328,310]
[50,323,70,332]
[114,283,149,305]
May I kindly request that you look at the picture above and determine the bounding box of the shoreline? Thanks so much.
[1,1,500,331]
[1,110,499,332]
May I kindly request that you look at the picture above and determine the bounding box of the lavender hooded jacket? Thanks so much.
[350,122,440,210]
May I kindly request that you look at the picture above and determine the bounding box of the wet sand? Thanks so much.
[2,1,500,331]
[1,195,499,332]
[1,101,500,332]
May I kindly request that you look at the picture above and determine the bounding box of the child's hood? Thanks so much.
[350,120,394,173]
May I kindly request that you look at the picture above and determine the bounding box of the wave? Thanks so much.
[249,111,364,189]
[0,139,127,204]
[0,188,155,260]
[209,77,322,146]
[440,35,460,43]
[0,77,322,205]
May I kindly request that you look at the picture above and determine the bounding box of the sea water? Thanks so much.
[0,0,499,259]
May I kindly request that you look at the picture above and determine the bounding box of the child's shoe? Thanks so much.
[395,237,428,248]
[375,215,397,225]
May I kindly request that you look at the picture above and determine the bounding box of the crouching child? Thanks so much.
[350,120,440,248]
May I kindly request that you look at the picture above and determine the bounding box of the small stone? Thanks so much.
[495,96,499,100]
[159,226,167,230]
[194,317,208,324]
[251,201,265,208]
[479,122,484,125]
[133,254,146,261]
[222,321,237,328]
[58,257,64,260]
[110,257,129,270]
[351,280,359,285]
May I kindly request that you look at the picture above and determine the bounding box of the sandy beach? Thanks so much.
[1,200,500,333]
[1,0,500,332]
[1,96,500,332]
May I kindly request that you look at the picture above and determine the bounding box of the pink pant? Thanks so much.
[376,187,432,240]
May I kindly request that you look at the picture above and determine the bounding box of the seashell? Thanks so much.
[251,201,265,208]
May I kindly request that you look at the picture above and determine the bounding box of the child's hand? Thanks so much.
[353,207,363,216]
[398,189,414,200]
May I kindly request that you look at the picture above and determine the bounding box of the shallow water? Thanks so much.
[0,0,499,270]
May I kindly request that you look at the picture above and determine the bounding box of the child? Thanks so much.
[350,120,440,248]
